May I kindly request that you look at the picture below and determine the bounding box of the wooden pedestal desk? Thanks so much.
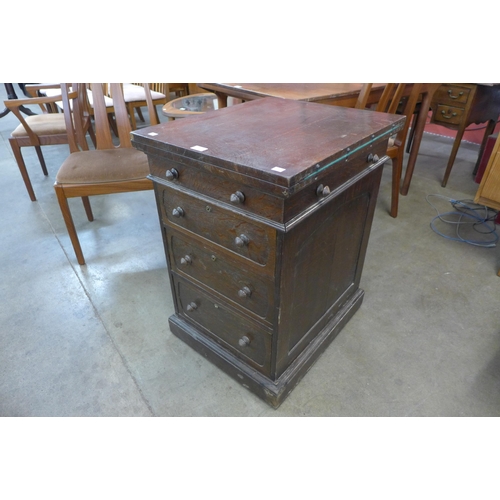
[132,98,404,408]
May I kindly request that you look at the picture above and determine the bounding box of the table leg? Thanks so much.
[441,124,467,187]
[214,91,228,108]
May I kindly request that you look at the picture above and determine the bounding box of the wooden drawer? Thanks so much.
[283,140,388,222]
[175,277,272,373]
[166,228,275,322]
[157,183,277,268]
[433,104,465,126]
[434,84,471,106]
[148,155,284,222]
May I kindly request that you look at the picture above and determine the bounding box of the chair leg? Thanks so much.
[136,107,145,123]
[9,138,36,201]
[87,124,97,148]
[34,146,49,176]
[127,103,137,130]
[54,184,86,265]
[390,155,402,218]
[107,113,118,137]
[82,196,94,221]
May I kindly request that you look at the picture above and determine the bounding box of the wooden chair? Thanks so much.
[54,83,158,265]
[119,83,171,130]
[355,83,422,218]
[4,84,96,201]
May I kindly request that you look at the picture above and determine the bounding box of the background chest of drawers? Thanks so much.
[132,98,404,408]
[428,83,500,187]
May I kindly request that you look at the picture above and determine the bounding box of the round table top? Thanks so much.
[162,93,217,118]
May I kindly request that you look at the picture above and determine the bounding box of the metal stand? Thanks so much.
[0,83,36,118]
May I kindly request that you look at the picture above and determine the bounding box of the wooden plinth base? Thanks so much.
[169,288,364,409]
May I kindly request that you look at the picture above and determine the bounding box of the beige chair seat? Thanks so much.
[56,148,149,184]
[11,113,67,137]
[122,83,166,102]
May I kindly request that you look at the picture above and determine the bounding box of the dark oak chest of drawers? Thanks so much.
[132,98,404,408]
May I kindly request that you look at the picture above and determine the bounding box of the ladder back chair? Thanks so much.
[54,83,158,265]
[355,83,422,218]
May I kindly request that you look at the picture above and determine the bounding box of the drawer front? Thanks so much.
[284,140,387,222]
[434,84,471,106]
[158,184,276,268]
[176,277,272,373]
[149,156,284,222]
[167,228,275,321]
[433,104,465,126]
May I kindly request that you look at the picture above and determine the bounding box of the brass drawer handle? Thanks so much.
[186,302,197,312]
[441,110,458,119]
[172,206,185,218]
[447,90,464,99]
[165,168,179,180]
[235,234,250,247]
[230,191,245,204]
[238,335,251,347]
[238,286,252,299]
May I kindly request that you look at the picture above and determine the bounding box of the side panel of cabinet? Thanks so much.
[475,133,500,211]
[274,165,383,378]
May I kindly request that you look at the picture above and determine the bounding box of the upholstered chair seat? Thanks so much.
[56,148,149,185]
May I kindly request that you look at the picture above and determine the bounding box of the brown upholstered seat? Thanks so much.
[56,148,149,184]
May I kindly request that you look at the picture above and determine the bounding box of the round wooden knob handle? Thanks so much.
[230,191,245,204]
[165,168,179,180]
[180,255,192,265]
[238,335,251,347]
[172,207,185,218]
[235,234,250,247]
[238,286,252,298]
[316,184,330,198]
[186,302,197,312]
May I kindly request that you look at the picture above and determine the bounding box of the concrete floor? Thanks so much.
[1,84,499,417]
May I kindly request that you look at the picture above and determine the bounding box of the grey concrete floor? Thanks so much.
[1,84,499,417]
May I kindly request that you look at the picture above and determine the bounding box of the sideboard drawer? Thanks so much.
[433,104,465,126]
[158,184,277,268]
[176,278,272,373]
[434,84,471,106]
[167,228,275,321]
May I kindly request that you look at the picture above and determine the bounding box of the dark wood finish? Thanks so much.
[132,98,405,407]
[199,83,441,203]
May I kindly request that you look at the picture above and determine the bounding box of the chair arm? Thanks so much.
[24,83,61,98]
